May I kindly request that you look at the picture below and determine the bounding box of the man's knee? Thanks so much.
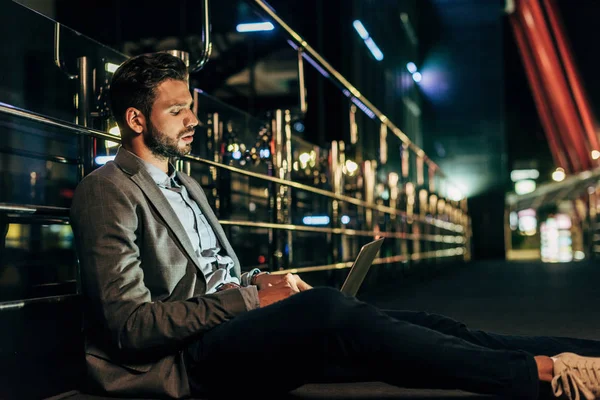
[297,286,347,308]
[294,286,348,315]
[293,287,364,332]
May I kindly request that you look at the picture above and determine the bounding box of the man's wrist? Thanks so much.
[242,268,264,287]
[250,269,269,286]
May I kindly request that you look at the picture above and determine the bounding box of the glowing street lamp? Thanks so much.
[552,168,566,182]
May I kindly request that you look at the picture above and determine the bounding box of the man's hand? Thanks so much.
[254,273,313,308]
[257,278,299,307]
[254,272,313,291]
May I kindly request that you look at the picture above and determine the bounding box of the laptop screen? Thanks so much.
[340,238,384,296]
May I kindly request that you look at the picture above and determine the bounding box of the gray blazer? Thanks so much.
[70,148,252,398]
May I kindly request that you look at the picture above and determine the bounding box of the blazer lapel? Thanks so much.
[113,149,203,272]
[176,171,242,276]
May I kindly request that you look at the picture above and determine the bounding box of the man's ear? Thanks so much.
[124,107,146,134]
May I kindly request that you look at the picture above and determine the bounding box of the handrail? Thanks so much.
[272,247,465,275]
[0,102,465,233]
[0,147,79,165]
[0,293,79,311]
[189,0,213,72]
[0,102,119,143]
[0,203,69,216]
[186,154,463,232]
[200,148,462,231]
[250,0,444,178]
[219,220,465,241]
[53,22,78,80]
[0,200,463,238]
[297,47,307,114]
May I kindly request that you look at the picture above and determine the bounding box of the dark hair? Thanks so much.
[109,52,188,130]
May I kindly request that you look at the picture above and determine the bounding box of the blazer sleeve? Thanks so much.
[70,173,252,354]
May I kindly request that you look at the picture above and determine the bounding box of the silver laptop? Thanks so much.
[340,238,385,296]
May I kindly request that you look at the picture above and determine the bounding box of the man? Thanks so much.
[70,52,600,400]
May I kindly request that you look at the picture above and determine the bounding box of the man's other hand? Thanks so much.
[257,278,300,307]
[254,272,313,292]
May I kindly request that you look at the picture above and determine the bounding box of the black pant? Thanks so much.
[185,287,600,399]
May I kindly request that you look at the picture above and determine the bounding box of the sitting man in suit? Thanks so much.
[70,52,600,400]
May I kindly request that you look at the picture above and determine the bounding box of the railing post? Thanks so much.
[462,199,472,261]
[429,193,438,263]
[76,56,94,179]
[363,160,375,232]
[405,181,416,266]
[297,48,307,115]
[283,110,293,267]
[330,140,340,264]
[335,141,345,263]
[269,109,292,270]
[588,188,596,258]
[171,50,192,178]
[204,111,223,213]
[388,172,400,271]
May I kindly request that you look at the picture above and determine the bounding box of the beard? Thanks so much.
[144,120,193,160]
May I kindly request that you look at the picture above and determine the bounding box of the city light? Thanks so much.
[541,214,573,262]
[510,169,539,182]
[299,152,312,169]
[259,148,270,159]
[236,22,274,33]
[95,155,115,165]
[518,208,537,236]
[352,20,384,61]
[352,20,369,40]
[447,186,463,201]
[302,215,330,226]
[105,62,120,73]
[515,179,536,195]
[405,61,422,84]
[299,152,311,164]
[552,168,566,182]
[364,38,384,61]
[344,159,359,176]
[510,211,518,230]
[106,125,120,148]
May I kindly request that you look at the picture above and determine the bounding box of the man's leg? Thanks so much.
[383,310,600,357]
[186,288,539,399]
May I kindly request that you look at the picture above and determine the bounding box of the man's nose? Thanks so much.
[185,109,199,128]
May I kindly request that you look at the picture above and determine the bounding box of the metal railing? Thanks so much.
[0,99,470,276]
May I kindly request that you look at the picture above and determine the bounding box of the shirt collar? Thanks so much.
[122,148,177,188]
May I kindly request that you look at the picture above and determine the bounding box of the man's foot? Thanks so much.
[552,353,600,400]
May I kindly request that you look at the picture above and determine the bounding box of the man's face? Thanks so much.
[144,79,198,159]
